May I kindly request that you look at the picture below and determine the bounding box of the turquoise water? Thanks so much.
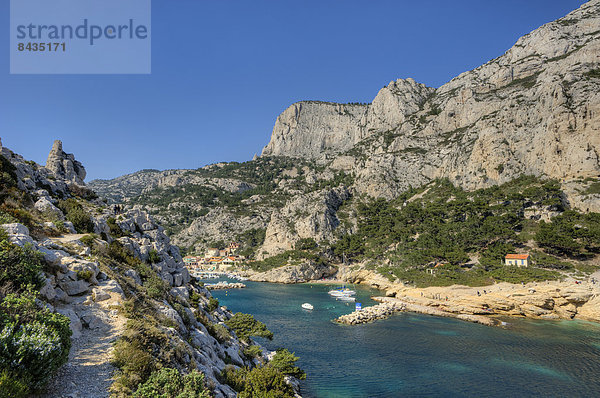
[210,279,600,397]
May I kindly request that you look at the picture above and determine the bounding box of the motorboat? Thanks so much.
[328,287,356,297]
[338,295,355,302]
[301,303,314,310]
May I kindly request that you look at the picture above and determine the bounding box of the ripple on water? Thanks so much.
[491,358,570,380]
[210,279,600,398]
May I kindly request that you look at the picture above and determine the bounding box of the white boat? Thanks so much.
[301,303,314,310]
[338,295,355,302]
[328,287,356,297]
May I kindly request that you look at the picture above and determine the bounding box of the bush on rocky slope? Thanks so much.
[0,232,71,395]
[225,312,273,342]
[132,367,210,398]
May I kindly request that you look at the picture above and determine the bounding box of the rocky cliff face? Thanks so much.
[262,0,600,197]
[90,1,600,260]
[261,78,434,160]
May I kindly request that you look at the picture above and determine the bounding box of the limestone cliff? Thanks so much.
[90,1,600,260]
[262,0,600,197]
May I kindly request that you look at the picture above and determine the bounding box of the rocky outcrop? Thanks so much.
[383,279,600,323]
[89,168,255,204]
[336,302,404,325]
[46,140,86,185]
[261,102,369,159]
[260,187,350,258]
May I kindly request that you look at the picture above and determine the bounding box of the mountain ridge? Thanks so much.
[89,0,600,259]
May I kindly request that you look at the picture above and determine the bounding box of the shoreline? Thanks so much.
[340,267,600,326]
[238,264,600,327]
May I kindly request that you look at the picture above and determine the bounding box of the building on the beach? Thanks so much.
[504,253,529,267]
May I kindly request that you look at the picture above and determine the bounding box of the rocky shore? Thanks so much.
[335,302,404,325]
[335,297,500,327]
[205,281,246,290]
[332,265,600,326]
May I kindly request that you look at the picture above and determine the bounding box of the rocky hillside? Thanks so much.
[0,140,303,397]
[90,1,600,262]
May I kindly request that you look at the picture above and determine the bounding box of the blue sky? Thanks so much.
[0,0,586,181]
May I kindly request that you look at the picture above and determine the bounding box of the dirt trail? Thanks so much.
[39,293,127,398]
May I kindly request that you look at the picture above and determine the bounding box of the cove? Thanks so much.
[210,279,600,397]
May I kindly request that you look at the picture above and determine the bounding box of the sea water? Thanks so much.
[209,279,600,397]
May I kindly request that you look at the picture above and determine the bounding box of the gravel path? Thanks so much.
[38,298,127,398]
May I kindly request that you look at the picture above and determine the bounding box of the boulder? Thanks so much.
[170,286,189,301]
[92,288,111,302]
[58,279,90,296]
[54,287,70,303]
[63,221,77,234]
[79,311,104,329]
[101,280,125,297]
[0,223,29,236]
[125,269,142,285]
[161,272,174,286]
[158,304,186,331]
[36,246,60,265]
[56,308,82,339]
[173,273,183,287]
[39,277,57,301]
[34,197,64,220]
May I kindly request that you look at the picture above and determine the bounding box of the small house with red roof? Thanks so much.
[505,253,530,267]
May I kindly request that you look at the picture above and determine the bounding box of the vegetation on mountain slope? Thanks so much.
[328,176,599,287]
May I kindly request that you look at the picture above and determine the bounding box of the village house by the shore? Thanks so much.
[183,242,245,271]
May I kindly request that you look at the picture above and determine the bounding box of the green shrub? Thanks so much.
[0,291,71,391]
[67,184,98,201]
[243,345,262,359]
[195,313,230,343]
[0,156,18,190]
[53,220,69,234]
[488,265,560,284]
[209,323,231,344]
[107,217,129,238]
[0,210,17,225]
[108,241,139,267]
[76,269,94,282]
[144,275,169,300]
[57,199,93,233]
[0,369,29,398]
[147,250,161,264]
[269,349,305,380]
[220,365,295,397]
[207,297,219,312]
[79,234,95,247]
[189,290,202,308]
[133,368,210,398]
[0,231,44,291]
[238,366,295,398]
[295,238,317,251]
[225,313,273,342]
[111,319,171,395]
